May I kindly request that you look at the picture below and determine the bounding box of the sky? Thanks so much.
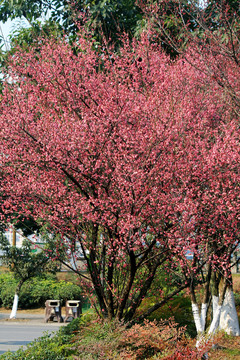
[0,19,13,50]
[0,8,52,51]
[0,18,30,51]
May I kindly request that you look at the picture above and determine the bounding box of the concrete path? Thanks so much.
[0,312,66,354]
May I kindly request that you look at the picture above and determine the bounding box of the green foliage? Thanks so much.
[0,273,82,309]
[0,334,69,360]
[138,294,196,338]
[0,317,90,360]
[0,0,46,23]
[0,273,16,308]
[7,20,64,54]
[147,261,183,297]
[0,271,14,286]
[0,311,221,360]
[0,235,58,283]
[0,283,15,308]
[85,0,143,44]
[234,292,240,307]
[0,0,143,44]
[224,348,240,357]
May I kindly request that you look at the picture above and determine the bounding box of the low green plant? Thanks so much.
[1,334,70,360]
[0,317,83,360]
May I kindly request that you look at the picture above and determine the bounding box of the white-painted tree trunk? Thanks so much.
[10,293,19,319]
[219,288,240,336]
[212,295,219,316]
[208,304,222,335]
[200,303,208,331]
[193,288,239,358]
[192,302,204,333]
[70,254,77,271]
[192,302,209,351]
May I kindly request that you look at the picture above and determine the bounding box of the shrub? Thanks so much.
[117,319,200,360]
[0,334,70,360]
[0,315,217,360]
[0,272,82,309]
[0,273,17,308]
[0,283,16,308]
[21,278,82,307]
[71,318,211,360]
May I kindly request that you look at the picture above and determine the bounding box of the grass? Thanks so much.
[208,333,240,359]
[138,294,196,337]
[56,271,81,284]
[233,273,240,292]
[0,307,44,314]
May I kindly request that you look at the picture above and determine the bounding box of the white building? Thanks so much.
[3,226,38,248]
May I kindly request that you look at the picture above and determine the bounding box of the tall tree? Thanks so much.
[0,234,58,318]
[142,0,240,336]
[0,0,143,44]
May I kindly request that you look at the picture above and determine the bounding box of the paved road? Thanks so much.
[0,314,64,354]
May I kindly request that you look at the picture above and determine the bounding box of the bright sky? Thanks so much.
[0,20,13,50]
[0,20,14,35]
[0,9,51,51]
[0,18,30,51]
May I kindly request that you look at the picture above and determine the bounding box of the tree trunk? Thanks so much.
[190,275,204,334]
[200,303,208,332]
[10,293,19,319]
[219,286,240,336]
[9,279,24,319]
[200,262,212,332]
[212,295,219,315]
[208,277,227,335]
[210,271,240,336]
[192,302,204,334]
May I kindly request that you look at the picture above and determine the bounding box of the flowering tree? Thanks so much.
[140,0,240,336]
[0,22,239,329]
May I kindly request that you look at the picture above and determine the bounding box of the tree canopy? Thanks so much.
[0,0,239,336]
[0,0,143,45]
[0,23,239,324]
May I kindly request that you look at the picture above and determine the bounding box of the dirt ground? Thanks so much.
[208,335,240,359]
[0,307,44,314]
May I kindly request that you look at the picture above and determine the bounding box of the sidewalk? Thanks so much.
[0,310,67,325]
[0,312,64,354]
[0,312,43,325]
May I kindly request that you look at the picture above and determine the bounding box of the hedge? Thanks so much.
[0,273,82,309]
